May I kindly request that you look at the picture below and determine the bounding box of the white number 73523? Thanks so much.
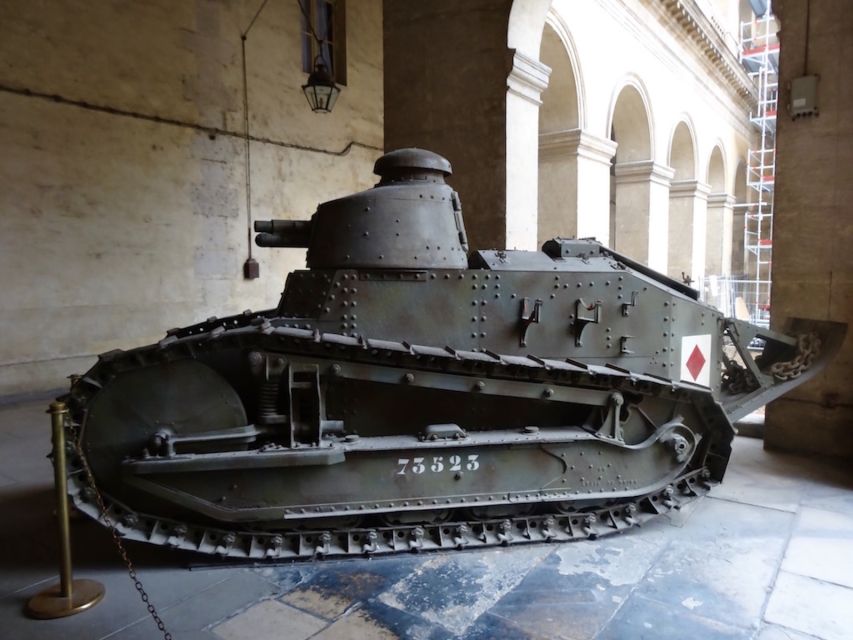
[396,454,480,475]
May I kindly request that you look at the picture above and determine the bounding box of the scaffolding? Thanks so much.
[736,2,778,328]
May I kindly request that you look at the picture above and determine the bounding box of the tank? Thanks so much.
[62,149,845,560]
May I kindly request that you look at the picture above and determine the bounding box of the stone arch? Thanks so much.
[705,143,733,276]
[707,144,727,193]
[666,118,702,281]
[508,0,553,56]
[537,13,587,245]
[607,78,669,271]
[607,79,654,163]
[539,12,585,131]
[667,119,697,180]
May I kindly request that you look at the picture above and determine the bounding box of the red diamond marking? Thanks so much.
[686,345,706,380]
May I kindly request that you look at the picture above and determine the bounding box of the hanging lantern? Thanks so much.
[302,57,340,113]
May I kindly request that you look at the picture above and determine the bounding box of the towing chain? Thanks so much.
[770,332,820,381]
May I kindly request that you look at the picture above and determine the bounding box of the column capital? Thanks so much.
[614,160,675,187]
[708,192,736,206]
[507,51,551,106]
[539,129,618,165]
[669,179,711,199]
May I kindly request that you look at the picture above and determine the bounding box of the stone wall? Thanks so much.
[765,0,853,458]
[0,0,383,396]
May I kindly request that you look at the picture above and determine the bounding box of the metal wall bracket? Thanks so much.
[622,291,639,316]
[573,298,601,347]
[519,298,543,347]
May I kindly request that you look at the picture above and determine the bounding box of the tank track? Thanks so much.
[64,310,732,561]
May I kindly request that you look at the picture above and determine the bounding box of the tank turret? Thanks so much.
[254,148,469,270]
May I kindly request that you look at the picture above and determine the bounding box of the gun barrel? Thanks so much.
[254,219,312,248]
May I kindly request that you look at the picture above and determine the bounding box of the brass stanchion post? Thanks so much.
[26,401,105,619]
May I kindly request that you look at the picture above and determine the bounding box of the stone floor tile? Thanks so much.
[597,593,753,640]
[3,567,236,640]
[782,507,853,589]
[333,599,446,640]
[710,438,805,513]
[806,490,853,519]
[462,612,546,640]
[487,533,669,640]
[281,588,354,621]
[311,608,399,639]
[279,553,424,620]
[109,570,278,639]
[765,571,853,640]
[212,599,327,640]
[378,545,550,636]
[756,623,823,640]
[633,497,793,631]
[1,522,244,640]
[253,563,318,595]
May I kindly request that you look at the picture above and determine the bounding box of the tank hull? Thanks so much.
[58,149,844,560]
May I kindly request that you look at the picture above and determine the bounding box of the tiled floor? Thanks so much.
[1,397,851,640]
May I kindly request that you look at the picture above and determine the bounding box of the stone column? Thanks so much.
[706,193,736,276]
[667,179,710,282]
[506,51,551,250]
[731,207,746,275]
[538,129,618,246]
[613,161,675,272]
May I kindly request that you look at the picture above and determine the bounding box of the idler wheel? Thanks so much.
[82,359,247,502]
